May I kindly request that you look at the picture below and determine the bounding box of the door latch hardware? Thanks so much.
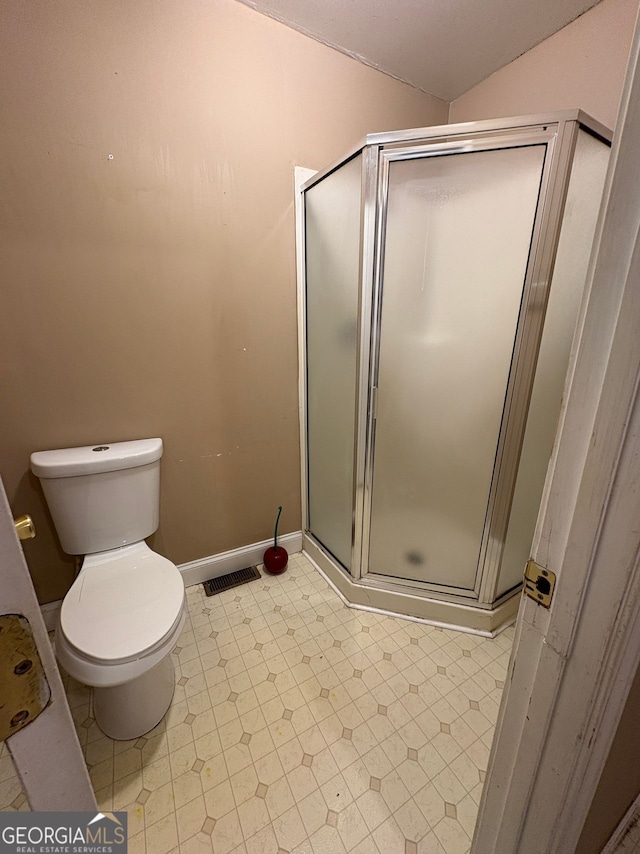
[524,560,556,608]
[0,614,51,742]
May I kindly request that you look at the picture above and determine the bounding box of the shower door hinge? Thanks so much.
[370,387,378,420]
[524,560,556,608]
[0,614,51,742]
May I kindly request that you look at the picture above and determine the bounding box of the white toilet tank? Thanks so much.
[31,438,163,555]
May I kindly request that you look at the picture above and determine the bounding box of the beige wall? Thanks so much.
[5,0,634,608]
[449,0,639,129]
[0,0,447,604]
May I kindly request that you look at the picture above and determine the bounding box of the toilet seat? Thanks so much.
[56,604,185,689]
[60,541,185,664]
[60,604,185,667]
[54,608,186,692]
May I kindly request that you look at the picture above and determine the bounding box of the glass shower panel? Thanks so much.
[369,145,546,589]
[305,154,362,570]
[497,130,610,597]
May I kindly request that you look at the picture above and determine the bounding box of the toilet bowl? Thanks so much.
[56,541,185,739]
[31,438,186,740]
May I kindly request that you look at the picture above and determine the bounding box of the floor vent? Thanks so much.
[203,566,261,597]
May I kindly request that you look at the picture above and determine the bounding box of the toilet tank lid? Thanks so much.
[30,438,163,478]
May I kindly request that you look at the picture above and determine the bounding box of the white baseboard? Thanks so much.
[602,791,640,854]
[41,599,63,632]
[40,531,303,629]
[179,531,302,587]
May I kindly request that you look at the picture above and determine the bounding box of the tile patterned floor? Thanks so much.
[0,552,513,854]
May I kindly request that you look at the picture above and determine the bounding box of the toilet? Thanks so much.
[30,437,186,740]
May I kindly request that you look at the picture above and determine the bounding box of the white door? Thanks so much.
[473,16,640,854]
[0,476,95,810]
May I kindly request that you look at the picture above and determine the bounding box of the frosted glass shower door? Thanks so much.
[368,145,546,591]
[305,155,362,571]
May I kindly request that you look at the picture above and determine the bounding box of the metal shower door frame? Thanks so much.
[299,111,611,608]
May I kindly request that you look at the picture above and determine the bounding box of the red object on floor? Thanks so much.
[263,545,288,575]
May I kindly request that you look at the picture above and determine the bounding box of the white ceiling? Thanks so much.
[236,0,603,101]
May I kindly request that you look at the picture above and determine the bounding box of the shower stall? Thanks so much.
[298,111,610,634]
